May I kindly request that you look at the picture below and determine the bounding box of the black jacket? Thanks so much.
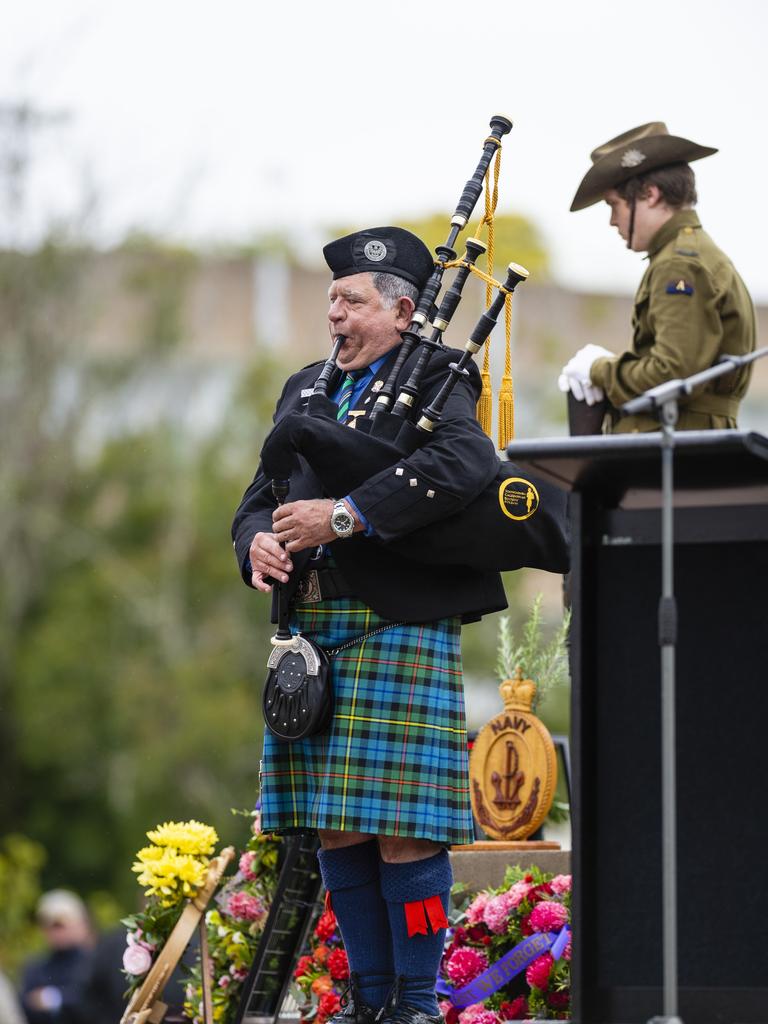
[232,345,508,623]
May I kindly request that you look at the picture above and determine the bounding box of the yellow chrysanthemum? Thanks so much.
[132,845,209,903]
[145,820,219,856]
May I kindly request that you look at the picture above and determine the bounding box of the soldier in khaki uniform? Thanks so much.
[559,122,756,432]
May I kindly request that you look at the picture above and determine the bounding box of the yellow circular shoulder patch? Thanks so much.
[498,477,539,521]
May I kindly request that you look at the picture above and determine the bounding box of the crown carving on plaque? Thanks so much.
[499,665,537,712]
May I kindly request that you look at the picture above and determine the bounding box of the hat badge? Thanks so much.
[363,239,388,262]
[620,148,647,169]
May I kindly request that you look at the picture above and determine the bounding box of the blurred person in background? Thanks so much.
[559,122,755,433]
[19,891,93,1024]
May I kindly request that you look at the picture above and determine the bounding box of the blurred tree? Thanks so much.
[0,102,95,839]
[7,361,284,907]
[0,835,46,977]
[331,212,549,281]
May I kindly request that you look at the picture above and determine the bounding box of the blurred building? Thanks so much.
[37,247,768,438]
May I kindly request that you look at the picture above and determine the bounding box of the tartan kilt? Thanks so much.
[259,597,475,846]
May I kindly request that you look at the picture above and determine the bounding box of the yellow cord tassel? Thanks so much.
[497,373,514,448]
[477,367,493,438]
[497,293,515,448]
[474,152,500,439]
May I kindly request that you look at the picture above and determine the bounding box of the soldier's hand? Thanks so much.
[272,498,339,552]
[249,531,293,592]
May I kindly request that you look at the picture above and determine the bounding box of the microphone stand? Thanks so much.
[621,346,768,1024]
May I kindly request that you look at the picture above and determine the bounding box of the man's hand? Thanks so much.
[273,498,345,552]
[558,343,615,406]
[249,531,293,592]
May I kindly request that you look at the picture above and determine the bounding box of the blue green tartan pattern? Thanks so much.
[260,598,475,845]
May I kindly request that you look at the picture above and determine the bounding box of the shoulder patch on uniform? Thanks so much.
[666,278,694,296]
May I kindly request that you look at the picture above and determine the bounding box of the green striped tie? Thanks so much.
[336,372,359,423]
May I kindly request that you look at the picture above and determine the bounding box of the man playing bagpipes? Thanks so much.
[232,226,508,1024]
[232,115,569,1024]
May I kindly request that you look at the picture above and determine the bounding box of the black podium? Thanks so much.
[506,430,768,1024]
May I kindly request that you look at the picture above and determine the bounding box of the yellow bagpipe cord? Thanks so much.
[473,145,514,447]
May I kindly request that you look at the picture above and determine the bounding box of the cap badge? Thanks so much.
[363,239,388,262]
[620,148,647,169]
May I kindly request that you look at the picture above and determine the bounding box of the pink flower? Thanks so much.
[239,851,258,881]
[252,810,262,835]
[123,943,153,976]
[458,1003,498,1024]
[218,976,230,988]
[227,891,265,922]
[525,952,553,990]
[483,892,515,934]
[550,874,572,895]
[230,966,249,980]
[507,880,534,907]
[528,901,569,933]
[562,938,572,962]
[465,892,490,924]
[445,947,488,988]
[439,1001,453,1017]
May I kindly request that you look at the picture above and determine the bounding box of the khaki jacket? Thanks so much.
[590,209,756,433]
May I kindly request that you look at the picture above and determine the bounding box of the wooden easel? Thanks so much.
[120,847,235,1024]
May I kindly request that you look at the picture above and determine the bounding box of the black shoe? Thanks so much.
[378,1007,443,1024]
[327,972,380,1024]
[377,977,443,1024]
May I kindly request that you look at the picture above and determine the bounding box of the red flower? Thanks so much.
[481,935,492,946]
[293,955,313,979]
[525,952,554,991]
[445,1007,460,1024]
[528,882,553,904]
[547,990,570,1010]
[466,925,488,942]
[315,911,337,941]
[519,913,533,936]
[524,874,533,883]
[500,996,528,1019]
[452,926,468,944]
[327,948,349,981]
[318,992,341,1023]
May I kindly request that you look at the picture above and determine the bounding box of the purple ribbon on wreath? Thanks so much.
[436,925,570,1008]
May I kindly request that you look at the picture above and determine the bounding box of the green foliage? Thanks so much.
[329,211,549,282]
[1,342,284,912]
[397,212,549,280]
[119,234,198,351]
[495,595,570,712]
[0,834,47,976]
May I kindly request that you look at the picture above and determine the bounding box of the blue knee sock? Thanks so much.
[317,841,394,1010]
[379,850,453,1017]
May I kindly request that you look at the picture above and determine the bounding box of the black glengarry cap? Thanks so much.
[323,226,433,290]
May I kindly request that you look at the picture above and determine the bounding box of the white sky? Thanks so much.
[3,0,768,299]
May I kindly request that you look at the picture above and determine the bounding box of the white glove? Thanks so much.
[558,344,615,406]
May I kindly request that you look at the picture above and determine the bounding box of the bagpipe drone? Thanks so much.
[261,115,569,579]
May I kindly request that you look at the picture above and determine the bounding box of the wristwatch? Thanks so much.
[330,500,356,539]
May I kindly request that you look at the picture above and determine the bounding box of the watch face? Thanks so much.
[332,504,354,537]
